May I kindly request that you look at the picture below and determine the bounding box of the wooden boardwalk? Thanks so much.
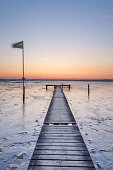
[28,86,95,170]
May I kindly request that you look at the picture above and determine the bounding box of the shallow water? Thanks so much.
[0,80,113,169]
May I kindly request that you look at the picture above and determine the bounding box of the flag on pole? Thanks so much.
[12,41,23,49]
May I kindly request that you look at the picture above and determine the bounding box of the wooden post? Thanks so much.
[88,84,90,97]
[69,84,71,90]
[23,85,25,103]
[46,85,47,90]
[62,83,63,89]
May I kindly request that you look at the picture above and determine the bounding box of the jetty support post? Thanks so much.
[69,84,71,90]
[46,85,47,90]
[62,83,63,89]
[88,84,90,97]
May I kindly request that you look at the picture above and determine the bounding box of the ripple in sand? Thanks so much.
[8,164,18,169]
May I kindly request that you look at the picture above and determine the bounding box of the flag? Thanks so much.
[12,41,23,49]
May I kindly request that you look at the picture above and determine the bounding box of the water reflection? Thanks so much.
[20,103,26,129]
[88,84,90,100]
[88,90,90,100]
[22,103,25,115]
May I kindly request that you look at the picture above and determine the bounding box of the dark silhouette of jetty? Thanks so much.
[28,85,95,169]
[46,84,71,90]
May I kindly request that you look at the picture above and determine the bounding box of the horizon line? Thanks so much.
[0,78,113,81]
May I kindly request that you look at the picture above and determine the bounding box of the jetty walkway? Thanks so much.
[28,85,95,170]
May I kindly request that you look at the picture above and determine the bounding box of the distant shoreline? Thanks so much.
[0,78,113,82]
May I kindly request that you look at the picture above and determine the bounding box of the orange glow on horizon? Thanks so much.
[1,61,113,79]
[1,72,113,79]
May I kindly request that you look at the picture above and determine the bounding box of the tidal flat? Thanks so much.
[0,80,113,169]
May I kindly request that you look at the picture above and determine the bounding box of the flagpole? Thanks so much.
[22,42,25,103]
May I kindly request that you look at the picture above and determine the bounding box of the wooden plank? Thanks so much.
[33,150,90,155]
[35,145,86,149]
[42,126,78,130]
[40,132,81,134]
[40,131,80,134]
[29,160,94,167]
[41,126,78,129]
[42,125,78,128]
[39,134,84,138]
[42,125,78,131]
[41,128,78,131]
[28,166,95,170]
[36,143,86,147]
[44,121,76,124]
[35,145,87,151]
[40,131,81,134]
[39,134,81,137]
[38,137,83,140]
[37,139,84,143]
[40,129,80,133]
[31,155,92,161]
[41,127,79,131]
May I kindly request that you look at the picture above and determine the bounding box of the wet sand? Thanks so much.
[0,80,113,169]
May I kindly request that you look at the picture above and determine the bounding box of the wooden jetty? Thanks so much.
[28,86,95,170]
[46,84,71,90]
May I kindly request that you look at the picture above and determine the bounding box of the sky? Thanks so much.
[0,0,113,79]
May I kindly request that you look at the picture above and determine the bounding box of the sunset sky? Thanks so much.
[0,0,113,79]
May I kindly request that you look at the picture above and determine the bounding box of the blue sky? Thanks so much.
[0,0,113,78]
